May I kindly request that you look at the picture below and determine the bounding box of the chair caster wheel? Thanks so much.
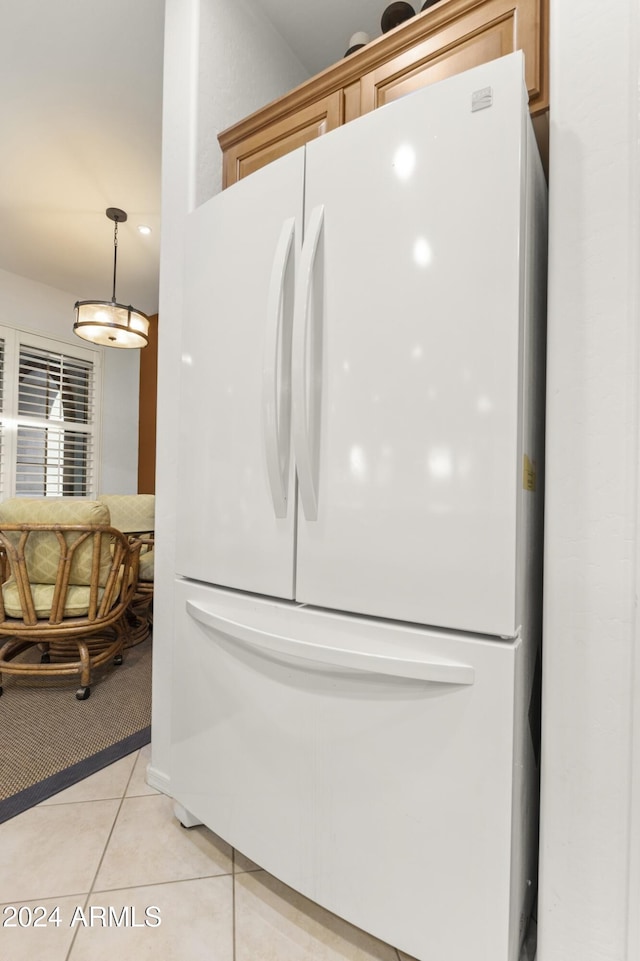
[76,686,91,700]
[40,652,51,663]
[114,654,123,666]
[0,686,3,696]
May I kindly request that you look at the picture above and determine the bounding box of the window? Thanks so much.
[0,328,102,499]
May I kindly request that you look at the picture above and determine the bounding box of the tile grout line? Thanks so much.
[84,750,141,896]
[81,871,232,897]
[63,750,141,961]
[79,749,140,897]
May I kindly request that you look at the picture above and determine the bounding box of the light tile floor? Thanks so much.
[1,746,537,960]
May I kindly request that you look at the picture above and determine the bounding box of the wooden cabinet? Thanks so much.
[219,0,548,188]
[223,92,343,189]
[359,0,545,114]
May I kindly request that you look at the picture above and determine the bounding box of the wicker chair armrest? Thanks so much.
[107,529,141,612]
[127,532,154,551]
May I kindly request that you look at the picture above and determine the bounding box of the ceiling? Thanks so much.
[1,0,408,316]
[1,0,166,315]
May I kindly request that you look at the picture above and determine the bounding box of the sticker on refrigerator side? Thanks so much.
[471,87,493,112]
[522,455,537,492]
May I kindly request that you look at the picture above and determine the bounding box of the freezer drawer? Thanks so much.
[170,579,538,961]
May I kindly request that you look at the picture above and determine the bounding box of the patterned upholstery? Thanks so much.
[98,494,154,581]
[138,549,154,582]
[97,495,155,534]
[0,498,112,587]
[2,582,109,619]
[98,494,155,644]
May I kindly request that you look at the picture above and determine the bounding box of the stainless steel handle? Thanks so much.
[186,600,475,685]
[292,204,324,522]
[263,217,295,518]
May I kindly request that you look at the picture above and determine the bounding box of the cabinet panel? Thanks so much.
[223,92,342,188]
[343,80,361,123]
[360,1,545,115]
[218,0,548,186]
[361,14,512,111]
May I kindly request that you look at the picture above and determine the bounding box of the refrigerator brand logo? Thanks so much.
[471,87,493,112]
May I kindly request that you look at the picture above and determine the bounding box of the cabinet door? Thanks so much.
[223,92,342,188]
[176,149,304,599]
[360,0,546,116]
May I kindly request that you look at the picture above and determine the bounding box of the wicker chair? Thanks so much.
[0,498,139,700]
[98,494,154,645]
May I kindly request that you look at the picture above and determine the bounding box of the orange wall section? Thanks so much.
[138,313,158,493]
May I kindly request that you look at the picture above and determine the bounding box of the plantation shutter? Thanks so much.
[0,328,101,500]
[16,345,96,497]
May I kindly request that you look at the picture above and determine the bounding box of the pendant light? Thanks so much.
[74,207,149,349]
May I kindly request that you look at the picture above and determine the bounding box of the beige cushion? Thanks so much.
[98,494,155,534]
[0,498,113,587]
[1,578,107,619]
[138,548,154,582]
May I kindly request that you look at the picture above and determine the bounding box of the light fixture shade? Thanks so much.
[74,207,150,349]
[74,300,149,349]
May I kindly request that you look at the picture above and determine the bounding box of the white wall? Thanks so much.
[149,0,309,791]
[0,267,139,495]
[538,0,640,958]
[196,0,307,202]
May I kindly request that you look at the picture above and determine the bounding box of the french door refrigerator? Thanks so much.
[171,52,547,961]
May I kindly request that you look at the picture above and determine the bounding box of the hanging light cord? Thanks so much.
[111,217,119,303]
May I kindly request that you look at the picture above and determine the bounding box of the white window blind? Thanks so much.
[0,329,102,500]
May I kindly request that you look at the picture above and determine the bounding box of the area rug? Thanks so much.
[0,636,152,823]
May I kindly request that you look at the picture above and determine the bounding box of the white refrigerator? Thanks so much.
[170,52,547,961]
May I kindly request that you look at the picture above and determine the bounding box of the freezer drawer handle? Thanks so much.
[292,204,324,522]
[186,601,475,685]
[263,217,295,518]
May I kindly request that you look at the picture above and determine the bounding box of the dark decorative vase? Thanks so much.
[421,0,440,10]
[381,2,415,33]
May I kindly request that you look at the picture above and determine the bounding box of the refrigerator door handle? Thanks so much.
[186,600,475,685]
[292,204,324,522]
[263,217,295,519]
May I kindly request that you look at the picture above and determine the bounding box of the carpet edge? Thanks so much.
[0,725,152,824]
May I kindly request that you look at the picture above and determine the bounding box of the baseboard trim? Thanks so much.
[146,764,171,796]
